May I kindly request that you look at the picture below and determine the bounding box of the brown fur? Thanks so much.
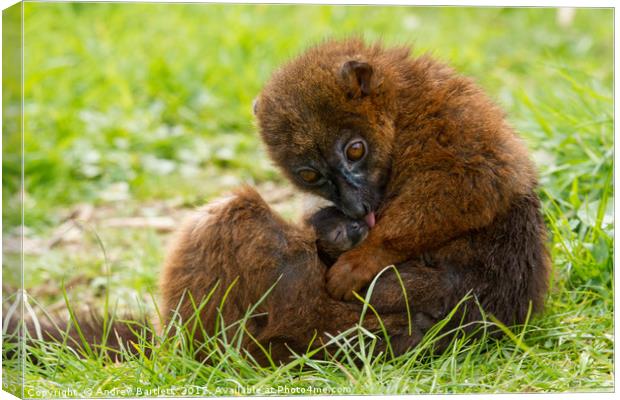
[255,39,551,332]
[159,186,421,364]
[4,310,152,362]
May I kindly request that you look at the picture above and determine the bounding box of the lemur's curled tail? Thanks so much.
[4,308,153,362]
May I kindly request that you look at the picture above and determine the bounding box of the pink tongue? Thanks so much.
[364,212,376,228]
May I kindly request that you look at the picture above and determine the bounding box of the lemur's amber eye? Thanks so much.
[299,168,321,184]
[345,140,366,162]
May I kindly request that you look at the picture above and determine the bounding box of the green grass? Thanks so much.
[2,3,613,396]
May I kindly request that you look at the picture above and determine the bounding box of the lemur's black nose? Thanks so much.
[348,221,361,232]
[347,220,369,245]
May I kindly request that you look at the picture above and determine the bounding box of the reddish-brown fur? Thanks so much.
[255,39,550,335]
[8,188,418,365]
[159,186,418,364]
[256,38,545,301]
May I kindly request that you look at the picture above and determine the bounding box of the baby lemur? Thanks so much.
[307,205,369,266]
[10,190,415,364]
[159,186,432,364]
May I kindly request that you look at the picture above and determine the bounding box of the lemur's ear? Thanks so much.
[252,97,259,115]
[340,60,375,98]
